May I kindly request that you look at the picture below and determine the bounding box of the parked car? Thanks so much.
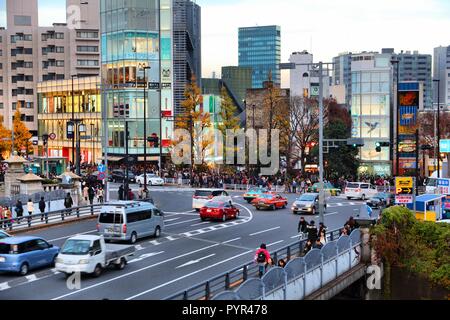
[366,192,395,209]
[243,187,269,203]
[109,170,136,183]
[0,236,60,276]
[307,182,341,196]
[345,182,378,200]
[0,230,11,239]
[252,194,288,211]
[55,235,135,278]
[136,174,164,186]
[199,201,240,222]
[291,193,327,215]
[97,201,164,244]
[193,189,232,211]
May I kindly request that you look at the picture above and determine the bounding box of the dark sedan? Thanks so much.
[366,192,394,209]
[109,170,136,183]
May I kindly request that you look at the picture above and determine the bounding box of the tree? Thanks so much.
[0,122,12,158]
[13,109,33,155]
[418,111,450,158]
[217,87,241,166]
[175,75,212,172]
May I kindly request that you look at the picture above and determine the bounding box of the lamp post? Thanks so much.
[433,79,441,178]
[90,123,95,165]
[138,63,151,192]
[391,58,400,176]
[71,75,77,171]
[42,134,49,178]
[77,123,86,176]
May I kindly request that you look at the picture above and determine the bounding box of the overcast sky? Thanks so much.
[1,0,449,86]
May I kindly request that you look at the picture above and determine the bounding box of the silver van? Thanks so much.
[97,201,164,244]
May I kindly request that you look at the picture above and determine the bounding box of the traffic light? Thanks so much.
[375,142,382,153]
[375,141,390,152]
[347,138,364,148]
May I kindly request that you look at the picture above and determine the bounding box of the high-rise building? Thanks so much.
[173,0,201,116]
[433,46,450,109]
[100,0,173,166]
[332,52,352,106]
[238,25,281,88]
[0,0,100,147]
[221,66,252,106]
[288,51,330,99]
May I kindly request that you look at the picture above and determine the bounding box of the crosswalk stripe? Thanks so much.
[0,282,11,291]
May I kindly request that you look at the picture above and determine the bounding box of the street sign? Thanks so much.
[438,179,450,195]
[395,177,413,195]
[395,195,414,204]
[98,164,106,173]
[49,133,56,140]
[440,140,450,153]
[98,172,106,180]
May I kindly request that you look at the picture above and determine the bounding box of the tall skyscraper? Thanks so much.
[100,0,173,164]
[434,46,450,109]
[173,0,201,116]
[0,0,100,145]
[238,25,281,88]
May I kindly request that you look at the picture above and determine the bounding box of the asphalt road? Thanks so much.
[0,186,375,300]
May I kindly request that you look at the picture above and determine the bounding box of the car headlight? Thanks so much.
[0,257,5,263]
[78,259,90,265]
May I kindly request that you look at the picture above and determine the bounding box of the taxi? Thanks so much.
[243,187,269,203]
[251,193,288,211]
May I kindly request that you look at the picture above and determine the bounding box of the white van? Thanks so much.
[192,189,232,211]
[97,201,164,244]
[345,182,378,200]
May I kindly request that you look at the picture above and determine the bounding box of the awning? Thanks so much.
[138,156,160,162]
[104,156,124,162]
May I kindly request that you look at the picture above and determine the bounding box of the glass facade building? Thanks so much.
[350,53,392,175]
[100,0,173,160]
[238,26,281,89]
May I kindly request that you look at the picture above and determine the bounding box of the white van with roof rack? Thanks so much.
[345,182,378,200]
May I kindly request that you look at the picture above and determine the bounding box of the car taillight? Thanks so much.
[356,189,361,192]
[123,224,127,233]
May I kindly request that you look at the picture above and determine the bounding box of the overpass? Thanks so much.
[165,228,372,300]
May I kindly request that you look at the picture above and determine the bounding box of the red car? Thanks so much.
[252,194,288,211]
[199,201,240,222]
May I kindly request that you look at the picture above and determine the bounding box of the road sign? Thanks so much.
[98,164,106,173]
[395,195,414,204]
[98,172,106,181]
[440,139,450,153]
[395,177,413,195]
[49,133,56,140]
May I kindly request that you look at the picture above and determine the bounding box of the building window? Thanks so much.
[56,33,64,39]
[26,89,33,95]
[56,46,65,53]
[0,103,3,109]
[0,90,3,96]
[76,31,98,39]
[56,61,64,67]
[77,60,99,67]
[77,45,99,52]
[25,116,34,122]
[0,76,2,82]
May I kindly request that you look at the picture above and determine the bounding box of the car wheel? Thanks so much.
[222,214,227,222]
[51,256,57,268]
[154,226,161,238]
[200,216,206,221]
[19,263,29,276]
[115,258,126,270]
[312,208,316,215]
[130,232,137,244]
[271,205,276,211]
[93,264,103,278]
[256,206,260,211]
[246,199,252,204]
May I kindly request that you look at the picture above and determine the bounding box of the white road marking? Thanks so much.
[222,237,241,244]
[48,230,97,242]
[51,243,221,300]
[325,212,339,216]
[128,251,165,264]
[291,235,300,239]
[164,218,181,222]
[149,240,161,246]
[135,245,144,251]
[25,275,38,282]
[166,236,178,241]
[175,254,216,269]
[190,221,209,227]
[165,218,199,227]
[267,240,284,247]
[0,282,11,291]
[249,226,281,236]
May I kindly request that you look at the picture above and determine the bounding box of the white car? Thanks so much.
[136,174,164,186]
[345,182,378,201]
[192,189,233,211]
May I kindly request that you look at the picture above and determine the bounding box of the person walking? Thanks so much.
[39,197,46,222]
[254,244,272,278]
[27,199,34,225]
[318,222,327,238]
[97,187,104,204]
[3,206,12,229]
[319,230,327,246]
[88,186,95,205]
[15,200,23,224]
[0,206,4,229]
[83,184,89,202]
[298,217,308,239]
[307,220,318,242]
[118,185,124,201]
[64,193,73,216]
[292,179,297,194]
[313,238,324,250]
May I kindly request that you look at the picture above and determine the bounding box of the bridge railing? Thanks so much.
[164,228,344,300]
[0,204,104,233]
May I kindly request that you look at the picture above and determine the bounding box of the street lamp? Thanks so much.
[90,123,95,165]
[390,58,400,176]
[42,133,49,178]
[433,79,441,178]
[77,123,86,176]
[138,62,151,193]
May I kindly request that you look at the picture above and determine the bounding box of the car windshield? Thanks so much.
[195,190,212,197]
[298,195,316,201]
[373,193,386,199]
[249,188,264,193]
[61,239,91,255]
[205,202,223,208]
[347,183,360,188]
[258,194,273,199]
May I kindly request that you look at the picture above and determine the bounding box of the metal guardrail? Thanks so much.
[165,228,344,300]
[0,204,103,232]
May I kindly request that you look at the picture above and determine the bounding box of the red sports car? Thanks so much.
[252,194,288,211]
[199,201,240,222]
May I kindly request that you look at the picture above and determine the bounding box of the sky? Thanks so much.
[1,0,450,86]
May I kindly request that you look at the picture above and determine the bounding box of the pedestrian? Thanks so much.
[15,200,23,224]
[313,238,324,250]
[3,206,12,229]
[292,179,297,194]
[254,243,271,278]
[318,222,327,237]
[302,240,313,256]
[300,180,306,194]
[298,217,308,239]
[319,230,327,246]
[277,259,286,268]
[118,185,124,201]
[0,206,4,229]
[88,186,95,205]
[27,198,34,225]
[345,216,357,233]
[138,184,144,200]
[83,184,89,202]
[97,187,104,204]
[306,220,318,242]
[39,196,46,222]
[64,192,73,216]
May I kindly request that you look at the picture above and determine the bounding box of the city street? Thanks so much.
[0,187,373,300]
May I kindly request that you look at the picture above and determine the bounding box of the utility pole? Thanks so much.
[318,62,325,224]
[71,75,76,170]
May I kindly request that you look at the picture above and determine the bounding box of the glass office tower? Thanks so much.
[239,25,281,88]
[100,0,173,162]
